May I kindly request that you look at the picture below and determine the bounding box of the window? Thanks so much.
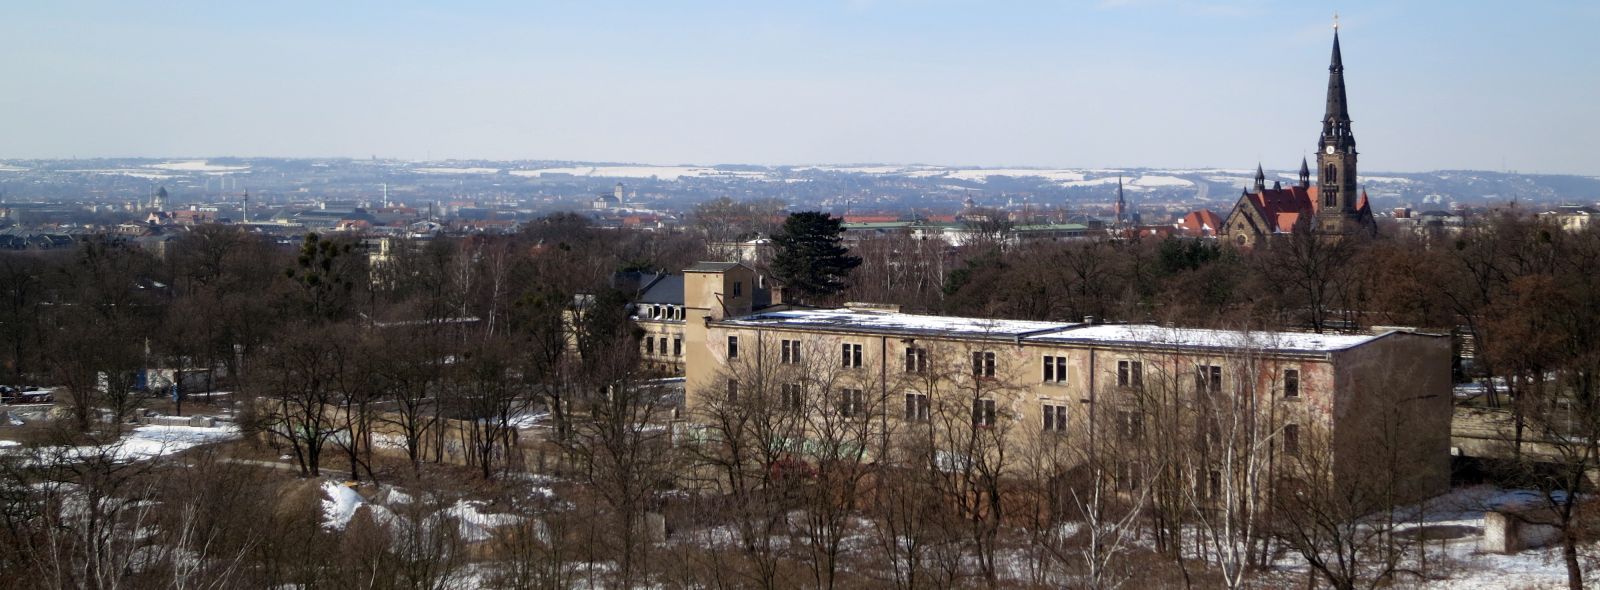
[972,351,996,377]
[842,343,863,368]
[1116,461,1142,491]
[1043,355,1068,383]
[1207,470,1222,499]
[1042,403,1068,433]
[781,383,804,411]
[966,398,992,425]
[838,388,865,418]
[1116,410,1144,440]
[727,379,739,403]
[1283,424,1300,456]
[727,336,739,359]
[781,339,801,364]
[905,347,927,373]
[904,393,930,421]
[645,337,655,355]
[659,337,667,357]
[1284,369,1300,398]
[1195,364,1222,394]
[732,281,743,297]
[673,337,682,357]
[1117,360,1143,389]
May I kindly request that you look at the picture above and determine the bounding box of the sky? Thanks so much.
[2,1,1597,175]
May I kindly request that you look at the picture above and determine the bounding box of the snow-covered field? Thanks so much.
[146,160,250,172]
[905,168,1088,183]
[509,166,766,180]
[414,167,501,175]
[1128,175,1193,188]
[1362,485,1578,589]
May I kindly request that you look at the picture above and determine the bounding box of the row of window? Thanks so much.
[639,305,686,321]
[644,335,682,357]
[1117,360,1300,398]
[728,381,1058,431]
[730,379,1306,451]
[734,338,1302,398]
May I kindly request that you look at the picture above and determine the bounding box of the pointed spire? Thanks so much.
[1115,175,1126,228]
[1325,26,1350,123]
[1299,156,1311,188]
[1254,163,1266,192]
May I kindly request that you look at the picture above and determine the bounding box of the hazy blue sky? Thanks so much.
[3,1,1596,174]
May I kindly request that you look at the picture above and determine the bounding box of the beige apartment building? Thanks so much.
[674,262,1452,499]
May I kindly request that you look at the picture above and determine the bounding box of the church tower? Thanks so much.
[1314,24,1361,232]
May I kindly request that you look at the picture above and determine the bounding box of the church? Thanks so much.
[1222,27,1377,247]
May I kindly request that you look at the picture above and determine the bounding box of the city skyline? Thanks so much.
[5,1,1597,175]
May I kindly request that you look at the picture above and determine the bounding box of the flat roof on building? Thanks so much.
[714,308,1399,353]
[714,309,1078,339]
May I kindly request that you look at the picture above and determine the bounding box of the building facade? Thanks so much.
[677,263,1451,500]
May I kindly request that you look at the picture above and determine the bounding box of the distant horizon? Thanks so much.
[5,2,1596,176]
[0,156,1587,178]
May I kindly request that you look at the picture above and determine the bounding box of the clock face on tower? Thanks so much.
[1325,145,1335,155]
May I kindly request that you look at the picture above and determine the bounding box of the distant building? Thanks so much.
[1538,205,1599,233]
[1222,28,1376,247]
[1175,209,1223,238]
[592,183,625,210]
[1392,208,1467,239]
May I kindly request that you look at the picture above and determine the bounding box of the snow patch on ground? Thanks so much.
[320,482,522,543]
[444,500,523,543]
[322,481,366,530]
[19,423,241,464]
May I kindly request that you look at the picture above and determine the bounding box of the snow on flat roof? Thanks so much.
[717,309,1389,352]
[717,309,1078,338]
[1030,324,1382,352]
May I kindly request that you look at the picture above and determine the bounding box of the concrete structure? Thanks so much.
[678,262,1452,500]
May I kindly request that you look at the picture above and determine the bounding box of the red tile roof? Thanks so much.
[1176,209,1223,237]
[1241,186,1318,233]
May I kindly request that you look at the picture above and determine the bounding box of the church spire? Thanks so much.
[1326,31,1348,120]
[1114,175,1126,228]
[1254,163,1266,192]
[1299,156,1311,188]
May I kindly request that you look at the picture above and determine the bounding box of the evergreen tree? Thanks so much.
[771,211,861,303]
